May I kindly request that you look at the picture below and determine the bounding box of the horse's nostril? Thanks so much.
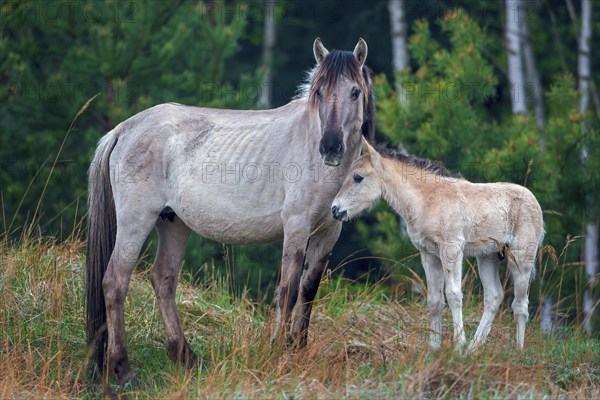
[332,206,347,221]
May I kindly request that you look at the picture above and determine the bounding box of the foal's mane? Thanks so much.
[374,144,464,179]
[297,50,376,142]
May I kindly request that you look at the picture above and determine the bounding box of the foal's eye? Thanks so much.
[353,174,364,183]
[351,87,361,100]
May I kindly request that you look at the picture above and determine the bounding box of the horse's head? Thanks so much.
[309,38,375,167]
[331,138,382,221]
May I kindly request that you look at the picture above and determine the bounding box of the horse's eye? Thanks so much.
[316,89,322,99]
[353,174,364,183]
[351,87,361,100]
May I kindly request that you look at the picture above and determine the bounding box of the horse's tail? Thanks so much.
[531,223,546,282]
[86,130,119,380]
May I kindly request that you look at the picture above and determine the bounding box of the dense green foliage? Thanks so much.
[1,1,598,324]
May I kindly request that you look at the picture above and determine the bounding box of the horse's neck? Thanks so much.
[379,158,428,222]
[281,99,319,151]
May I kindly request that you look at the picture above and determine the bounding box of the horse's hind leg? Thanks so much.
[508,243,537,349]
[150,216,198,368]
[291,222,342,347]
[468,254,503,352]
[103,210,157,385]
[440,245,467,349]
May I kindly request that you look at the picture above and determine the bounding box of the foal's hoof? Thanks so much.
[466,343,481,355]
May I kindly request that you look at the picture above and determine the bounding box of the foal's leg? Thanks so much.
[440,244,466,348]
[291,222,342,347]
[103,211,157,385]
[421,251,445,351]
[272,214,310,343]
[468,254,503,352]
[150,217,198,367]
[509,245,536,349]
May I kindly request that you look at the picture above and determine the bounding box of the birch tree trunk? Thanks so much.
[505,0,527,114]
[388,0,409,108]
[521,12,545,129]
[389,0,409,73]
[578,0,598,334]
[388,0,410,239]
[257,0,276,108]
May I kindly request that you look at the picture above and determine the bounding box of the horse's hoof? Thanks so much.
[455,340,466,354]
[286,335,295,348]
[188,352,208,371]
[184,350,200,370]
[118,371,139,388]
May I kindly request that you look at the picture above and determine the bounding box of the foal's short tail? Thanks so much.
[531,225,546,282]
[86,131,119,380]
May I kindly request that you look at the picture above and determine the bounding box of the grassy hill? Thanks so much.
[1,238,599,399]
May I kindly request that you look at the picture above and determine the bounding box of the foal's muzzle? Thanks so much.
[331,205,347,221]
[319,132,344,166]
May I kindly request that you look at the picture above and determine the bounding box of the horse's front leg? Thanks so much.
[272,215,310,344]
[421,250,445,351]
[440,244,466,349]
[291,222,342,348]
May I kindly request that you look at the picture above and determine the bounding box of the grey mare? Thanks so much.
[86,38,375,385]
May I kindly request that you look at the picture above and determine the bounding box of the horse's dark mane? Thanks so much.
[305,50,376,142]
[374,143,463,179]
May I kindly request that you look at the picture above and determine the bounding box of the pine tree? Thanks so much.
[0,0,259,236]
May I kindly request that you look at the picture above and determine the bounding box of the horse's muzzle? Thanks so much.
[322,155,342,167]
[331,205,347,221]
[319,135,344,167]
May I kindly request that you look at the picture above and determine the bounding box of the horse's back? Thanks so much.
[102,101,314,244]
[458,181,543,256]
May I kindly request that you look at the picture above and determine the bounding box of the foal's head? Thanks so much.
[331,139,382,221]
[309,38,375,166]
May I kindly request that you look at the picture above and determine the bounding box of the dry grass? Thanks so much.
[1,238,599,399]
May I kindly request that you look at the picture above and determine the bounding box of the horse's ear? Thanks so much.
[360,137,370,157]
[313,37,329,65]
[353,38,368,67]
[361,66,375,142]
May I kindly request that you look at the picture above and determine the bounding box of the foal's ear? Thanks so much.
[313,37,329,65]
[353,38,368,67]
[359,137,371,157]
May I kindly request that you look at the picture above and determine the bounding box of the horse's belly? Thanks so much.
[172,183,285,244]
[464,241,497,257]
[192,213,283,244]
